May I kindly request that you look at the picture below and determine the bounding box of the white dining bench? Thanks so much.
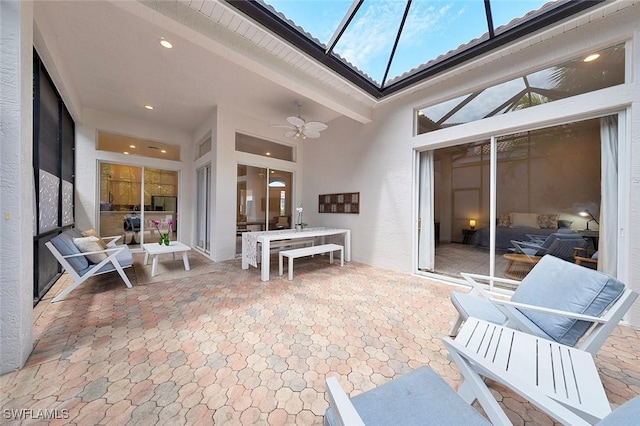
[278,243,343,280]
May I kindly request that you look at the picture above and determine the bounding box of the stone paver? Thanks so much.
[2,252,639,425]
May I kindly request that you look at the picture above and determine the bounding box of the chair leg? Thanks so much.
[52,275,89,303]
[449,314,464,337]
[113,262,133,288]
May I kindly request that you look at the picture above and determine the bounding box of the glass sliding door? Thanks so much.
[143,167,179,245]
[99,162,178,248]
[236,165,293,254]
[418,116,613,282]
[196,164,211,254]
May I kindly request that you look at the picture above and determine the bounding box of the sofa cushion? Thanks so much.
[512,255,625,346]
[537,213,559,229]
[50,230,89,273]
[73,236,108,264]
[82,229,108,249]
[510,212,539,228]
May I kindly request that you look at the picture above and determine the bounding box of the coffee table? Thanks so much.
[142,241,191,277]
[503,252,540,280]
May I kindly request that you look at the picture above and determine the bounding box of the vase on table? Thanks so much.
[295,224,302,232]
[159,233,170,246]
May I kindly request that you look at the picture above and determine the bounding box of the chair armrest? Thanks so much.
[61,245,124,259]
[102,235,122,247]
[512,240,546,251]
[525,234,548,245]
[460,272,521,298]
[490,298,606,323]
[325,377,365,426]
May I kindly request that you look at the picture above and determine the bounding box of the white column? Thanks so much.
[0,0,34,374]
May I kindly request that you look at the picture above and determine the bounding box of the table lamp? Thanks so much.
[579,210,599,230]
[469,219,476,230]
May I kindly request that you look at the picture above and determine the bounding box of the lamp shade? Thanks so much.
[469,219,476,229]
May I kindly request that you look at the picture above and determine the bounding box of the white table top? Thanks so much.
[142,241,191,255]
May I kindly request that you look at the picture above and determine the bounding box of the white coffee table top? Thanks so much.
[142,241,191,255]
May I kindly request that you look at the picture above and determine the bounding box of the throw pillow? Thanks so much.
[509,212,539,228]
[557,219,573,229]
[82,229,108,249]
[537,213,559,229]
[497,213,511,227]
[73,236,108,263]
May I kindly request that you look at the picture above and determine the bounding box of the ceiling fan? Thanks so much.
[271,99,328,139]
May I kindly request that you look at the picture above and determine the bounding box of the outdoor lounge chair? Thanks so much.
[449,255,638,356]
[46,228,133,302]
[510,232,588,262]
[443,317,640,426]
[325,346,640,425]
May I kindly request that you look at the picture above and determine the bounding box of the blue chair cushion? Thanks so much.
[324,366,490,426]
[450,292,553,341]
[50,229,89,273]
[450,292,507,325]
[77,245,133,276]
[597,396,640,425]
[512,255,625,346]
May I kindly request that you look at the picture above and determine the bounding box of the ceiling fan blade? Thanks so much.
[304,121,327,132]
[270,124,294,129]
[303,130,321,139]
[287,116,305,127]
[284,130,298,138]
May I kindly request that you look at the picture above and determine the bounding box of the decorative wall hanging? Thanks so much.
[319,192,359,214]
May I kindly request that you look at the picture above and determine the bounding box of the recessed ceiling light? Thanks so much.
[160,149,167,153]
[159,38,173,49]
[129,145,136,149]
[123,151,130,155]
[266,152,271,156]
[144,105,154,110]
[583,53,600,62]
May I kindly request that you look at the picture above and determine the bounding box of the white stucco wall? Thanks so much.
[0,0,34,374]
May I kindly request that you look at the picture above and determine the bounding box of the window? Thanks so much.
[418,116,618,286]
[97,131,181,161]
[236,133,294,161]
[417,44,625,134]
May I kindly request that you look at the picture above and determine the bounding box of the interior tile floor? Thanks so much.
[2,256,638,425]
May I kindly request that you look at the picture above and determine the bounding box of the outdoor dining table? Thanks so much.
[241,227,351,281]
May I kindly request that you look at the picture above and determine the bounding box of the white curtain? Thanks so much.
[600,115,618,276]
[418,151,435,270]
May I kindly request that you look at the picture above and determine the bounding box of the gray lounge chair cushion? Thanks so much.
[50,229,89,273]
[512,255,625,346]
[324,366,490,426]
[77,244,133,277]
[597,396,640,425]
[450,292,553,341]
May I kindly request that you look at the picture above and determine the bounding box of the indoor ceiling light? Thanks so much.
[123,151,130,155]
[583,53,600,62]
[269,178,285,187]
[144,105,154,110]
[159,38,173,49]
[129,145,136,149]
[160,149,167,153]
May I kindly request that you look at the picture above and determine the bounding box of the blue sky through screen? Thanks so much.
[263,0,552,86]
